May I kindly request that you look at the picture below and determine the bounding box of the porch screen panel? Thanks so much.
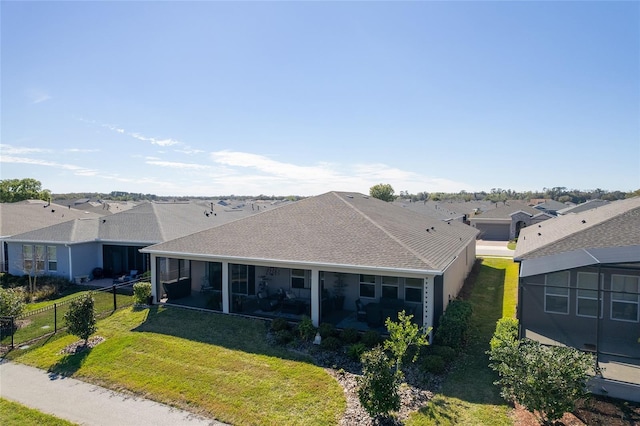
[544,271,569,314]
[576,272,601,318]
[611,275,639,322]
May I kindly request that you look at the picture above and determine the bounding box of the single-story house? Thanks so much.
[531,199,567,216]
[556,199,609,216]
[0,200,105,273]
[514,196,640,401]
[141,191,480,332]
[469,201,553,241]
[4,201,259,283]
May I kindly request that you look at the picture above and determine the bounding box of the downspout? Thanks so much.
[595,264,602,375]
[66,244,73,281]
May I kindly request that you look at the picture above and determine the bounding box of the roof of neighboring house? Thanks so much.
[5,201,261,245]
[556,199,609,215]
[514,197,640,261]
[468,200,540,221]
[393,200,490,221]
[532,199,567,212]
[0,200,105,238]
[143,191,480,273]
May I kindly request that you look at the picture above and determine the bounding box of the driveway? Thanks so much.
[476,240,514,258]
[0,360,225,426]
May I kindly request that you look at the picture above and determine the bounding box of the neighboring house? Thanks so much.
[531,199,567,216]
[514,197,640,402]
[556,199,609,216]
[394,200,491,224]
[468,201,553,241]
[4,201,260,283]
[141,191,480,332]
[0,200,104,272]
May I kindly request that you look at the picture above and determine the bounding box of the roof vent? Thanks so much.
[426,229,430,232]
[431,226,435,230]
[363,195,369,199]
[581,219,586,224]
[538,232,542,236]
[346,195,353,199]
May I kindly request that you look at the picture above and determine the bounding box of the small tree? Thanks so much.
[357,345,401,419]
[369,183,396,202]
[0,288,25,317]
[64,293,97,346]
[488,320,594,424]
[384,310,431,374]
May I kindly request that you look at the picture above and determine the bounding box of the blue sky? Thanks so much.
[2,1,638,197]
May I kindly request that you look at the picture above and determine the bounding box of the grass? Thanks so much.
[8,306,345,426]
[2,288,133,347]
[407,257,519,425]
[0,398,77,426]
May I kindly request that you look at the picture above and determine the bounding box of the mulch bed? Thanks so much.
[59,336,105,355]
[512,398,640,425]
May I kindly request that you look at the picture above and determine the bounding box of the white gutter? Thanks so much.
[140,249,444,276]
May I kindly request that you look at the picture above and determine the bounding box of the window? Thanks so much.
[405,278,423,303]
[231,264,248,295]
[34,245,45,272]
[359,274,376,299]
[23,245,33,272]
[544,271,569,314]
[611,275,639,322]
[381,276,398,299]
[291,269,308,289]
[576,272,601,317]
[47,246,57,271]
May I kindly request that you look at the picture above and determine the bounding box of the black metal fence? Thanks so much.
[1,282,135,350]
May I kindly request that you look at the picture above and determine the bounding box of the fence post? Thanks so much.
[54,303,57,333]
[11,316,14,349]
[113,285,117,310]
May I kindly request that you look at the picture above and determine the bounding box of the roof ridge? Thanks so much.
[332,192,434,267]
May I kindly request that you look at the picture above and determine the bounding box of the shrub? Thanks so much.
[489,338,594,424]
[64,293,97,345]
[320,336,342,351]
[274,329,295,345]
[361,330,382,348]
[357,346,401,419]
[318,322,337,339]
[347,343,367,361]
[429,345,457,363]
[271,317,290,332]
[297,316,317,341]
[133,281,152,305]
[340,327,360,344]
[421,355,446,374]
[0,288,25,317]
[434,300,473,350]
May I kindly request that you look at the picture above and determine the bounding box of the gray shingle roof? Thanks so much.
[556,199,609,215]
[469,201,539,220]
[5,201,260,245]
[514,197,640,260]
[143,191,479,272]
[0,200,104,237]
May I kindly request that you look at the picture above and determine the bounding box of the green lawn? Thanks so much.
[9,306,345,426]
[0,398,77,426]
[407,257,519,425]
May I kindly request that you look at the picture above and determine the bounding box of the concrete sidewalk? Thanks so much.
[0,360,224,426]
[475,240,515,258]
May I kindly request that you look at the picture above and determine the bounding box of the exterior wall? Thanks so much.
[519,265,640,345]
[6,241,74,280]
[70,242,102,279]
[442,240,476,310]
[472,221,510,241]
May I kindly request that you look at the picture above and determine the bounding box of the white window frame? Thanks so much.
[359,274,376,299]
[47,246,57,271]
[544,271,570,314]
[291,269,309,289]
[576,272,602,318]
[381,276,399,299]
[23,244,34,272]
[610,274,639,323]
[231,264,248,295]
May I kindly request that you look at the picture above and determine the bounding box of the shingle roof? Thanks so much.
[514,197,640,260]
[143,191,479,272]
[556,199,609,215]
[0,200,104,237]
[469,200,539,220]
[5,201,260,245]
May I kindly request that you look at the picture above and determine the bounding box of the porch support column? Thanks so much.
[222,261,230,314]
[150,254,157,302]
[424,276,434,343]
[310,268,320,326]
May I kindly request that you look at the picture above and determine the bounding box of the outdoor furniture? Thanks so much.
[365,302,383,327]
[281,291,307,315]
[355,299,367,321]
[162,278,191,300]
[258,290,281,311]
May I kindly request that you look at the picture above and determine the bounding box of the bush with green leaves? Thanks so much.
[318,322,337,338]
[64,293,97,345]
[488,319,595,424]
[297,315,316,341]
[347,342,367,361]
[320,336,342,351]
[434,300,472,350]
[428,345,457,363]
[340,327,360,344]
[357,345,401,419]
[0,287,25,317]
[270,317,290,332]
[361,329,382,348]
[421,354,446,374]
[274,329,295,345]
[133,281,152,305]
[384,310,430,373]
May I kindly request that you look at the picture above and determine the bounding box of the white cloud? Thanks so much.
[1,144,52,154]
[130,133,180,147]
[1,155,97,175]
[66,148,101,153]
[145,159,210,170]
[27,89,51,104]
